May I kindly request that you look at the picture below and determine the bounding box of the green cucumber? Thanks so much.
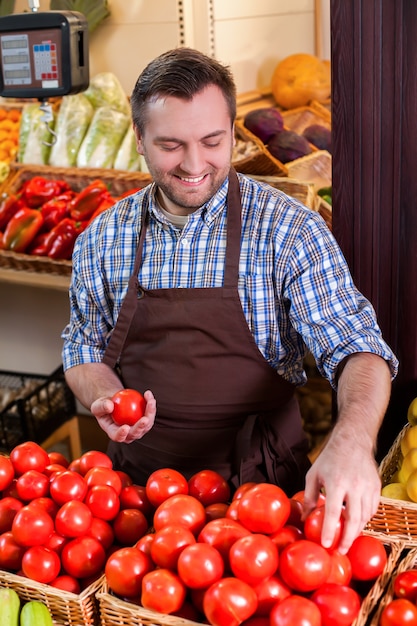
[19,601,53,626]
[0,587,20,626]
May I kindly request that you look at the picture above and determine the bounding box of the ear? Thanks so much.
[133,124,144,155]
[232,122,236,148]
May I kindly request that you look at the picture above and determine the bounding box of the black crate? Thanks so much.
[0,365,76,452]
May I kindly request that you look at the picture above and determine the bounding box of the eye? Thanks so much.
[159,143,181,152]
[203,140,221,148]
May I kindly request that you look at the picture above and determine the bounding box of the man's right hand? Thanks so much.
[91,389,156,444]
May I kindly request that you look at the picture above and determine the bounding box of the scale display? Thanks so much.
[0,11,89,98]
[1,28,62,89]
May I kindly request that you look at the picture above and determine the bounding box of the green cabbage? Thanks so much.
[18,103,56,165]
[113,125,142,172]
[76,106,130,169]
[83,72,130,114]
[49,94,94,167]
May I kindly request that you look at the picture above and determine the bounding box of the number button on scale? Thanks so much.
[33,41,58,84]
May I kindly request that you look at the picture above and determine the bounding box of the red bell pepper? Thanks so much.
[46,218,87,260]
[0,193,24,230]
[69,180,109,221]
[40,190,75,231]
[2,207,44,252]
[22,176,71,208]
[87,191,117,225]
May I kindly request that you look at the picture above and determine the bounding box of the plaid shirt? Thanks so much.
[62,173,398,388]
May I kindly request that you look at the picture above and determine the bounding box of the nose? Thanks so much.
[180,144,205,174]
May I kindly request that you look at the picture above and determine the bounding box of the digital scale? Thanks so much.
[0,9,89,99]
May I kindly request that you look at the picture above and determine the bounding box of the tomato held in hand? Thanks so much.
[111,389,146,426]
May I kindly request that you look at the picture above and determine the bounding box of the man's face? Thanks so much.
[135,85,234,216]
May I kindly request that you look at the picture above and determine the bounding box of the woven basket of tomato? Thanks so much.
[96,469,404,626]
[0,163,152,276]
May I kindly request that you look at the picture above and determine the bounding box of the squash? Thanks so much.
[271,53,331,110]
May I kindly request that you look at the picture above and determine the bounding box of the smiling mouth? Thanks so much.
[177,174,207,184]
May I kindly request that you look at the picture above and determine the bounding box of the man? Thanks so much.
[62,47,398,554]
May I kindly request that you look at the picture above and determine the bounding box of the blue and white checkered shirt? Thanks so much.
[61,173,398,389]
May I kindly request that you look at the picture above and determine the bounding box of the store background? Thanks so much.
[0,0,330,376]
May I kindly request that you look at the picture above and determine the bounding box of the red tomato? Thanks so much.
[85,484,120,521]
[292,490,327,507]
[153,494,206,536]
[270,595,321,626]
[237,483,291,534]
[112,508,148,545]
[232,482,257,501]
[136,532,154,557]
[150,524,196,569]
[188,469,231,506]
[105,546,153,598]
[380,598,417,626]
[50,574,81,594]
[15,469,50,502]
[0,496,23,533]
[115,470,133,488]
[229,533,279,586]
[286,497,304,530]
[49,470,88,505]
[2,479,19,499]
[142,568,187,614]
[55,500,93,538]
[270,525,304,552]
[0,530,26,570]
[119,484,154,519]
[198,517,251,565]
[44,463,67,478]
[311,582,361,626]
[88,517,114,551]
[9,441,50,476]
[11,504,54,547]
[205,502,229,521]
[347,534,388,581]
[43,531,67,555]
[78,450,113,475]
[27,496,59,518]
[225,499,240,521]
[326,550,352,585]
[146,468,189,508]
[61,535,106,579]
[21,545,61,583]
[0,455,15,491]
[177,543,224,589]
[304,506,344,551]
[203,577,258,626]
[47,451,69,468]
[393,569,417,602]
[84,466,123,495]
[111,389,146,426]
[253,575,291,617]
[279,539,332,593]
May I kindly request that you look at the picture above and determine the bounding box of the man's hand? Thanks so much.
[303,441,381,554]
[91,389,156,444]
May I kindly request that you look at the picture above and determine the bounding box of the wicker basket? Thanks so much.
[234,120,288,176]
[281,105,331,135]
[235,89,277,120]
[0,163,152,277]
[365,423,417,547]
[315,195,332,230]
[351,536,405,626]
[310,99,332,122]
[249,175,316,211]
[0,569,103,626]
[368,546,417,625]
[286,150,332,191]
[97,536,402,626]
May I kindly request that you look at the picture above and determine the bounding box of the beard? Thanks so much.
[141,147,233,214]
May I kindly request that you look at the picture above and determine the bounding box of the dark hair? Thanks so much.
[130,47,237,134]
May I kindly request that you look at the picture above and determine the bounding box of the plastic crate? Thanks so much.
[0,365,76,452]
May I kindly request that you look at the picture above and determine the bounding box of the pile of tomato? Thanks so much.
[378,567,417,625]
[0,443,391,626]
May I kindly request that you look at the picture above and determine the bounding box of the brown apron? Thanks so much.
[102,169,311,492]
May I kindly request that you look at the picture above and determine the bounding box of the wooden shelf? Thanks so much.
[0,267,70,291]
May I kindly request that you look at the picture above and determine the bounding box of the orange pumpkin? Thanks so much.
[271,53,331,110]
